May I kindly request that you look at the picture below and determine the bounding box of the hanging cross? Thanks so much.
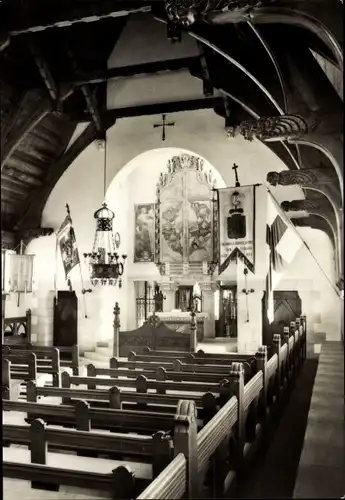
[232,163,240,187]
[153,114,175,141]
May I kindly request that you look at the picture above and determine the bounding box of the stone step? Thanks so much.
[83,351,111,362]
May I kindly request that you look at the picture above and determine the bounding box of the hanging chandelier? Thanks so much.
[83,133,126,287]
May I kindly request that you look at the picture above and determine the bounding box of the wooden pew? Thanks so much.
[4,343,80,375]
[110,355,258,380]
[128,349,257,366]
[89,359,256,384]
[24,381,219,423]
[3,320,305,499]
[3,406,192,498]
[3,414,177,481]
[61,371,232,396]
[4,309,32,345]
[3,399,178,434]
[137,330,305,499]
[2,354,37,400]
[138,364,257,499]
[3,347,60,386]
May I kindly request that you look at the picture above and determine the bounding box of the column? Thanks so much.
[2,293,8,344]
[36,290,55,346]
[160,281,176,312]
[200,281,216,339]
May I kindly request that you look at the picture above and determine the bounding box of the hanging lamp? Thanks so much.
[83,132,126,287]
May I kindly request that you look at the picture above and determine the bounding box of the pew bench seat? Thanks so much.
[4,446,152,478]
[4,478,110,500]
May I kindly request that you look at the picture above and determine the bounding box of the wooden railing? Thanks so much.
[4,309,32,343]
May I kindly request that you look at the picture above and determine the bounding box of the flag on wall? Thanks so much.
[265,191,303,323]
[218,185,256,275]
[57,209,80,279]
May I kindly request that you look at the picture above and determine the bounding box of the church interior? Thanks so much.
[1,0,344,498]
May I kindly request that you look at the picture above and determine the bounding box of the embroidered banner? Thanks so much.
[218,184,256,274]
[57,213,80,279]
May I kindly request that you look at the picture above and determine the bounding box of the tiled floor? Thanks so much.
[293,341,345,499]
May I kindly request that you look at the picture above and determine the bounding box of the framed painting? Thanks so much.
[134,204,155,262]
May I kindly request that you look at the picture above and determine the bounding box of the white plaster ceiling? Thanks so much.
[108,14,199,68]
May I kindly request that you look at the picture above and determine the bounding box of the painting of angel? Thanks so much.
[187,201,212,262]
[134,204,155,262]
[160,202,183,262]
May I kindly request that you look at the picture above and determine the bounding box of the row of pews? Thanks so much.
[2,317,307,499]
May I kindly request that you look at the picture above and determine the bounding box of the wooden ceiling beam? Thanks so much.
[4,1,152,38]
[196,42,213,97]
[1,191,20,203]
[29,40,58,102]
[1,86,74,170]
[14,118,116,232]
[1,171,42,187]
[1,178,29,197]
[55,57,200,87]
[66,49,103,132]
[65,96,224,122]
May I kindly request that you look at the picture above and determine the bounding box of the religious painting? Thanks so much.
[187,201,213,262]
[218,185,256,274]
[155,153,218,275]
[160,201,184,262]
[134,204,155,262]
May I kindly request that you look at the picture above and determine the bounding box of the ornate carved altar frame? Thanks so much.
[154,153,219,277]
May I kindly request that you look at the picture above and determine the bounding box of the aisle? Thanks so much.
[232,357,319,499]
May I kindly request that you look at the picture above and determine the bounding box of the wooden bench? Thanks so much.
[2,355,37,399]
[138,334,306,499]
[2,343,80,375]
[88,359,256,384]
[138,364,263,499]
[3,398,178,434]
[2,317,306,499]
[3,401,195,498]
[4,309,32,345]
[3,347,60,386]
[24,381,219,423]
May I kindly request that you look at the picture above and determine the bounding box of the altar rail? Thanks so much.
[4,309,32,344]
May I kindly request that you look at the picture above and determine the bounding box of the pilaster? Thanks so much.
[160,281,176,312]
[36,290,55,346]
[199,281,217,338]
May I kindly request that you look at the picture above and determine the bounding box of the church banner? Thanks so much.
[218,185,256,274]
[57,212,80,279]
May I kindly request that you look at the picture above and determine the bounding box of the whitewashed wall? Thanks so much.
[20,115,338,349]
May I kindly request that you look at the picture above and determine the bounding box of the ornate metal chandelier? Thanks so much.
[83,133,126,287]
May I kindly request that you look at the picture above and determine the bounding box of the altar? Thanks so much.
[156,311,209,342]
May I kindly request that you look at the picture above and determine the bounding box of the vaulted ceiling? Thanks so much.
[0,0,343,280]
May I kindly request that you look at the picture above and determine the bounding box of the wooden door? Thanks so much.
[262,290,302,345]
[216,287,237,337]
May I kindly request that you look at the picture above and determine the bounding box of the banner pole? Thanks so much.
[66,203,89,318]
[267,188,340,296]
[54,234,59,304]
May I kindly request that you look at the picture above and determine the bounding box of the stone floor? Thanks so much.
[293,341,345,499]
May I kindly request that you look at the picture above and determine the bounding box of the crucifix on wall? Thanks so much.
[153,114,175,141]
[232,163,240,187]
